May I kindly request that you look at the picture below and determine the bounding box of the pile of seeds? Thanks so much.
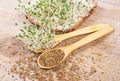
[0,33,110,81]
[38,49,65,67]
[7,49,107,81]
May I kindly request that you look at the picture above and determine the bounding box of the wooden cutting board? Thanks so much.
[0,0,120,81]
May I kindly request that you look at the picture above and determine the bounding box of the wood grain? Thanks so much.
[0,0,120,81]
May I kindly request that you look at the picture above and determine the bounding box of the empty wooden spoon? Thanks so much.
[37,24,114,69]
[33,24,109,52]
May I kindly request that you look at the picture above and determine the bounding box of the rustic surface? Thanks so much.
[0,0,120,81]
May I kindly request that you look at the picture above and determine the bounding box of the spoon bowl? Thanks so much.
[37,49,66,69]
[37,24,114,69]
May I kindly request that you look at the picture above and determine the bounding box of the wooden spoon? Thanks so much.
[37,24,114,69]
[33,24,109,52]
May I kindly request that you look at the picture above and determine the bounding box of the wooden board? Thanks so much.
[0,0,120,81]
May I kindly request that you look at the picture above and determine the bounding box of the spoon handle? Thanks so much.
[32,24,110,52]
[62,25,114,55]
[54,24,108,42]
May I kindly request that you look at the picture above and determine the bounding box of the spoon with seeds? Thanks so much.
[33,24,109,52]
[37,24,114,69]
